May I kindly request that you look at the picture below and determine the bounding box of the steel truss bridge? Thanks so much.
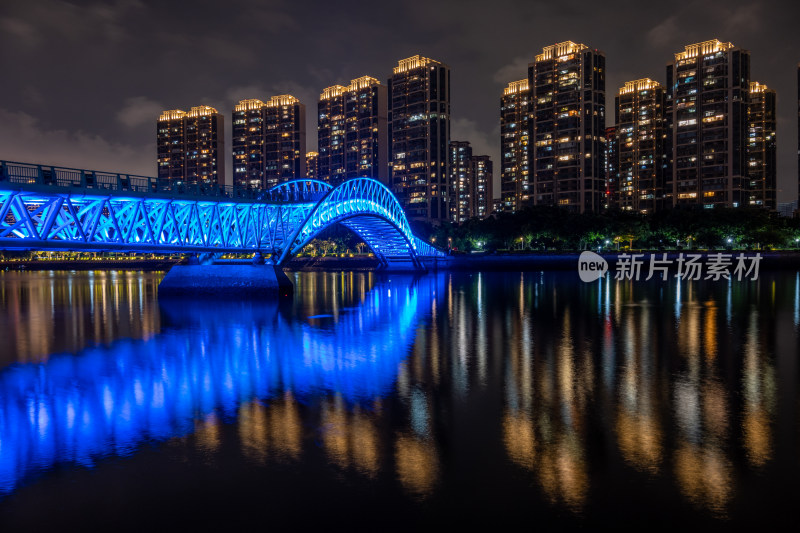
[0,160,444,268]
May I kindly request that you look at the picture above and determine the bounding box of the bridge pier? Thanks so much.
[158,264,293,298]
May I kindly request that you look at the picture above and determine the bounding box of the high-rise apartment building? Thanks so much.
[264,95,306,188]
[614,78,667,213]
[157,106,225,186]
[317,76,388,186]
[746,81,776,209]
[306,151,319,180]
[666,39,750,208]
[232,99,266,189]
[500,79,531,213]
[318,85,345,184]
[604,126,617,209]
[528,41,606,213]
[472,155,493,219]
[449,141,473,223]
[157,110,187,182]
[448,141,493,222]
[232,95,306,189]
[388,55,451,223]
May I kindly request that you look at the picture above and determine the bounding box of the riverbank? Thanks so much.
[0,256,382,272]
[435,250,800,271]
[3,251,800,272]
[0,258,180,271]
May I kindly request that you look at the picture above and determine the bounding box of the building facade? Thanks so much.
[614,78,667,213]
[232,95,306,190]
[472,155,493,219]
[232,99,267,189]
[157,106,225,186]
[604,126,617,209]
[528,41,606,213]
[448,141,494,222]
[157,110,187,182]
[746,81,777,209]
[500,79,531,213]
[388,55,451,223]
[318,76,388,186]
[306,151,319,181]
[263,95,306,188]
[449,141,473,223]
[666,39,750,208]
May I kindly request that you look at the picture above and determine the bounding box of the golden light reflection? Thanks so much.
[0,271,161,365]
[501,277,591,512]
[194,412,221,455]
[503,410,535,469]
[235,392,302,463]
[742,312,776,467]
[238,400,269,463]
[269,391,302,461]
[536,434,589,511]
[703,301,718,359]
[703,379,729,438]
[321,397,381,478]
[616,411,662,474]
[493,273,788,517]
[673,368,732,515]
[394,432,439,498]
[674,445,732,517]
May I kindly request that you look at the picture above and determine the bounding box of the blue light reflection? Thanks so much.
[0,274,438,495]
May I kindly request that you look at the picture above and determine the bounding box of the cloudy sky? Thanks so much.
[1,0,798,201]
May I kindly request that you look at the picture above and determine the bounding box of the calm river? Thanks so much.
[0,269,798,529]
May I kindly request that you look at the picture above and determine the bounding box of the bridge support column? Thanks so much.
[158,264,293,298]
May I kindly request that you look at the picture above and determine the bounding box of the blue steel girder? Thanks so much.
[0,178,446,262]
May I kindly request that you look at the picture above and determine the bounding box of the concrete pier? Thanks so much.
[158,264,293,298]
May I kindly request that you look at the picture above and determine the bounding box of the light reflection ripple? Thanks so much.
[0,275,437,496]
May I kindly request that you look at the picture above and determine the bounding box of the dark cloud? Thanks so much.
[0,0,798,200]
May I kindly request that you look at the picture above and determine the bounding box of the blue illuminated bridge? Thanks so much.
[0,160,444,268]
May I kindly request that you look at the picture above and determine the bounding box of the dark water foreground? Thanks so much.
[0,270,798,530]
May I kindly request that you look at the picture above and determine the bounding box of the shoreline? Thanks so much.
[3,250,800,272]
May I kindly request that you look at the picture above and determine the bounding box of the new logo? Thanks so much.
[578,251,608,282]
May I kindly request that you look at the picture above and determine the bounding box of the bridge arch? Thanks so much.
[276,178,435,267]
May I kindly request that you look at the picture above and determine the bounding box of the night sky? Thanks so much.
[1,0,798,201]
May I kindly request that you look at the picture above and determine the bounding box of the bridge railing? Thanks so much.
[0,160,328,203]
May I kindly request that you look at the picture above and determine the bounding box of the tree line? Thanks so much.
[413,207,800,252]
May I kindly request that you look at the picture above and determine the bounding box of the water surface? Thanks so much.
[0,269,798,529]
